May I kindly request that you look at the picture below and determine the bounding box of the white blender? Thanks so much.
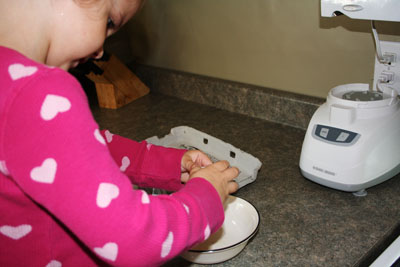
[300,0,400,196]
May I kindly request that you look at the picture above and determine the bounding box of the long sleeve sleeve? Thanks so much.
[1,66,224,266]
[100,130,186,191]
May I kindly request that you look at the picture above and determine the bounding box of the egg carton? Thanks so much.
[146,126,262,189]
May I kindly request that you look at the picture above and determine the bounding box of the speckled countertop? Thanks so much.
[90,91,400,267]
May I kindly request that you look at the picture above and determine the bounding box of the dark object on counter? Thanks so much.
[70,52,150,109]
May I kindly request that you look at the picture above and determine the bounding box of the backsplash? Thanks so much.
[129,63,324,130]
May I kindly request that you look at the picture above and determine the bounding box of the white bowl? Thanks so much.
[181,196,260,264]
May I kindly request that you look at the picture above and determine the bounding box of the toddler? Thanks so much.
[0,0,239,266]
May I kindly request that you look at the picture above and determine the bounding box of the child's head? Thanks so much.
[47,0,143,69]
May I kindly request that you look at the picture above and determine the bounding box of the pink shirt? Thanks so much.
[0,46,224,267]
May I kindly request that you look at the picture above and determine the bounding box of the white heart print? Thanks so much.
[94,242,118,262]
[0,224,32,240]
[146,143,152,151]
[204,224,211,240]
[183,204,190,214]
[120,156,130,172]
[40,94,71,121]
[30,158,57,184]
[96,183,120,208]
[94,129,106,145]
[105,130,114,143]
[46,260,62,267]
[0,160,9,176]
[141,190,150,204]
[161,232,174,258]
[8,64,38,80]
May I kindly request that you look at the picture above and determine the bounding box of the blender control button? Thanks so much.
[336,132,350,142]
[320,128,329,138]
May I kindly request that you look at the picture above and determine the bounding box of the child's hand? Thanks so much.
[189,161,239,203]
[181,150,213,183]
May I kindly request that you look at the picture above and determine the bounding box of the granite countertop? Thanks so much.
[91,92,400,267]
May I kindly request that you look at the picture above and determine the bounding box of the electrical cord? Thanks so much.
[371,21,389,64]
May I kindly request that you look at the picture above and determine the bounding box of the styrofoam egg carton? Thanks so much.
[146,126,262,188]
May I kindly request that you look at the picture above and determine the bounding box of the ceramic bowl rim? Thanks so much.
[187,197,260,254]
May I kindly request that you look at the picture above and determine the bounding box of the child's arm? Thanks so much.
[3,68,224,266]
[99,130,186,191]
